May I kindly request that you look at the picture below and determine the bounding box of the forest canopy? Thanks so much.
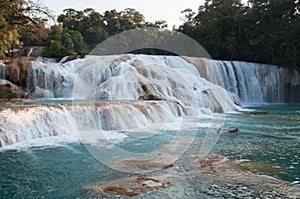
[0,0,300,68]
[179,0,300,68]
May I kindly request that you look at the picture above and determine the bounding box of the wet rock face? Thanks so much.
[0,80,24,99]
[17,47,46,57]
[63,51,86,63]
[6,59,32,88]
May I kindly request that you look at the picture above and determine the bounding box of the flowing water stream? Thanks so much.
[0,55,299,198]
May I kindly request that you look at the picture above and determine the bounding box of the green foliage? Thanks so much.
[179,0,300,68]
[4,1,298,68]
[49,40,62,58]
[58,8,109,50]
[58,8,151,51]
[0,0,52,56]
[1,4,168,59]
[45,25,87,57]
[62,29,87,52]
[61,32,74,55]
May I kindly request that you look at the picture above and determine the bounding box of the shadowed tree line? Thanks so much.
[178,0,300,68]
[0,1,167,59]
[0,0,51,57]
[0,0,300,68]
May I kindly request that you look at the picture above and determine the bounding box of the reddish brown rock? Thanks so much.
[90,175,174,197]
[0,80,24,99]
[6,58,32,87]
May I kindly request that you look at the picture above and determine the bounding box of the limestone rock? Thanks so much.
[0,80,24,99]
[6,58,32,87]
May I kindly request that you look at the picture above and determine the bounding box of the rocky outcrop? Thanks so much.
[0,80,24,99]
[62,51,86,63]
[17,47,46,57]
[5,58,32,87]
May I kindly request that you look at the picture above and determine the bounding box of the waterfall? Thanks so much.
[26,61,78,98]
[27,48,34,57]
[23,55,299,103]
[0,101,192,147]
[183,57,299,104]
[0,55,244,147]
[24,55,241,111]
[1,54,299,147]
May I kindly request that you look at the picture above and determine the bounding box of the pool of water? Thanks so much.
[0,104,299,198]
[214,104,300,183]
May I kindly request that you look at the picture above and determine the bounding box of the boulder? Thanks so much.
[6,58,32,87]
[0,80,24,99]
[63,51,86,63]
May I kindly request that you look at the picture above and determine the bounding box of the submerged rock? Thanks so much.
[119,159,176,171]
[88,153,300,198]
[89,175,175,197]
[227,128,239,134]
[246,111,269,115]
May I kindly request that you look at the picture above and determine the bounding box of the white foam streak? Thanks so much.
[200,59,299,103]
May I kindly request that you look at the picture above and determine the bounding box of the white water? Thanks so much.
[27,48,34,57]
[196,59,299,103]
[0,101,193,148]
[59,56,69,63]
[26,61,78,98]
[24,55,241,111]
[0,55,243,147]
[22,55,299,103]
[0,54,298,147]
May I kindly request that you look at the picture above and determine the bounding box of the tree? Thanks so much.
[46,25,62,58]
[119,8,145,30]
[178,0,300,68]
[61,32,74,55]
[62,29,87,52]
[191,0,246,59]
[178,8,196,36]
[246,0,298,65]
[0,0,52,57]
[145,20,168,29]
[58,8,108,50]
[103,9,121,35]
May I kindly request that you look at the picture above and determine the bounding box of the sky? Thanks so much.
[39,0,206,28]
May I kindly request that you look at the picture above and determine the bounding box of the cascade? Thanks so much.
[183,57,299,103]
[0,55,242,146]
[1,54,299,146]
[0,102,185,147]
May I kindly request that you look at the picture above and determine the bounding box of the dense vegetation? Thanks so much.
[0,0,300,68]
[0,0,51,57]
[179,0,300,68]
[0,0,167,59]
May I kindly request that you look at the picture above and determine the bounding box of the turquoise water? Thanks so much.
[0,104,299,198]
[215,104,300,183]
